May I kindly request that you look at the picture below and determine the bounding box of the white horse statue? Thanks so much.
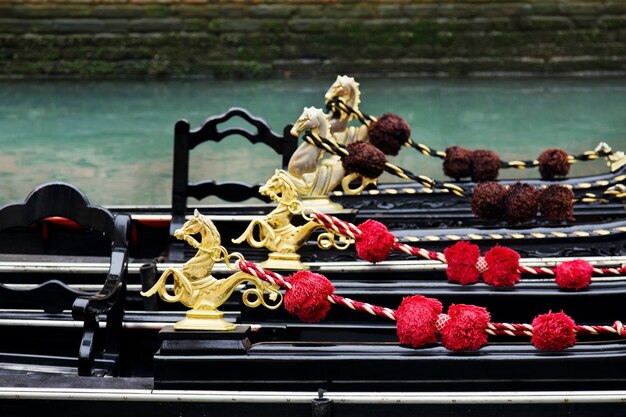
[325,75,369,146]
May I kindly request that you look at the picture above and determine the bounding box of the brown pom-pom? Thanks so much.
[342,142,387,179]
[504,182,539,224]
[538,148,570,180]
[470,150,501,182]
[471,182,506,220]
[539,185,574,221]
[367,113,411,156]
[443,146,473,179]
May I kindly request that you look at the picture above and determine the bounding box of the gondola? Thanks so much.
[288,104,626,230]
[0,99,625,416]
[1,258,626,417]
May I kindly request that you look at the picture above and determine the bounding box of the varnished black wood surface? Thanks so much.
[0,182,130,376]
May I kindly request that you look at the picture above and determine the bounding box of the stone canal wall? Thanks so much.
[1,0,625,78]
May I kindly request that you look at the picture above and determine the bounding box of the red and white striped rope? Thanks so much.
[237,258,626,341]
[237,259,396,321]
[574,321,626,336]
[487,321,626,337]
[309,210,626,278]
[393,242,447,263]
[488,322,533,337]
[329,294,396,320]
[238,259,292,289]
[310,211,361,239]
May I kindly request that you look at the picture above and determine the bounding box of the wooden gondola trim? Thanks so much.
[10,388,626,403]
[309,210,626,280]
[397,225,625,244]
[331,173,624,197]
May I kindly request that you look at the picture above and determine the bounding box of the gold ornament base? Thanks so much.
[260,252,309,271]
[174,309,235,331]
[301,195,343,213]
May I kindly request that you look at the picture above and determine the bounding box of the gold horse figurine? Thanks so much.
[141,210,282,330]
[232,170,328,270]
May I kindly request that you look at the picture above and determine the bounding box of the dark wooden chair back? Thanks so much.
[170,108,295,257]
[0,182,130,376]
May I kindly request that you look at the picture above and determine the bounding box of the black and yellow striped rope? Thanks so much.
[329,173,626,199]
[303,130,469,197]
[395,224,626,243]
[585,185,626,201]
[303,130,624,204]
[325,97,614,169]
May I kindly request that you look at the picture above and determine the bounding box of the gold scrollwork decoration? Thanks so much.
[317,231,353,251]
[242,284,283,310]
[341,172,378,195]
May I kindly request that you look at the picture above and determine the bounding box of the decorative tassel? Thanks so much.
[367,113,411,156]
[444,241,481,284]
[285,271,335,322]
[355,219,395,263]
[531,311,576,350]
[396,295,443,348]
[440,304,491,351]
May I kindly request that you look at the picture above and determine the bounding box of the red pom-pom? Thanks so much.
[470,150,501,182]
[355,219,395,263]
[367,113,411,156]
[531,311,576,350]
[396,294,443,348]
[538,148,570,180]
[440,304,491,351]
[471,182,507,220]
[284,271,334,322]
[555,259,593,290]
[444,241,481,285]
[443,146,473,179]
[483,246,520,287]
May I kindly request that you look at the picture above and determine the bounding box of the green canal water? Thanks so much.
[0,78,625,206]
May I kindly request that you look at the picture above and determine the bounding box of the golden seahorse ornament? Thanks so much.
[141,210,282,330]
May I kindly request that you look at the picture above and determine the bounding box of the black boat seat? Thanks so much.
[0,182,130,376]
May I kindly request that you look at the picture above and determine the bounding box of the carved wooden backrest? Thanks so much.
[170,107,296,236]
